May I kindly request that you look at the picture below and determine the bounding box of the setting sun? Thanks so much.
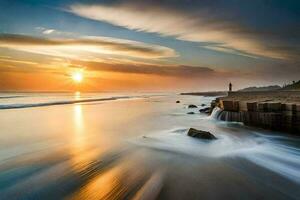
[72,72,83,83]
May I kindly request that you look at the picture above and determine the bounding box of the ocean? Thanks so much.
[0,92,299,199]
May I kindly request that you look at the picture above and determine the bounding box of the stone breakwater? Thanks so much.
[211,91,300,134]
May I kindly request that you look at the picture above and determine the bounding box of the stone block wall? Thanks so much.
[214,99,300,134]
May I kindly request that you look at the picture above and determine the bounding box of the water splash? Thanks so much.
[209,107,223,119]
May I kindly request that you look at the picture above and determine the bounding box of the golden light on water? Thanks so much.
[74,105,83,131]
[75,91,81,100]
[70,104,93,172]
[70,166,123,200]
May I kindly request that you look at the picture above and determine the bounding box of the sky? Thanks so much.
[0,0,299,92]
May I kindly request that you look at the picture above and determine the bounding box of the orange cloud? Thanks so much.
[0,34,176,59]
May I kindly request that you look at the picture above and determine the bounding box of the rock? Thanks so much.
[199,107,210,113]
[204,110,210,114]
[176,100,180,103]
[201,104,206,107]
[258,103,268,112]
[266,102,282,112]
[247,102,258,111]
[188,104,198,108]
[238,101,248,111]
[187,112,195,114]
[211,100,216,108]
[187,128,217,140]
[222,100,239,111]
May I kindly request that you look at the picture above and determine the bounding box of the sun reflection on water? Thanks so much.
[70,104,96,172]
[75,91,81,100]
[70,166,123,200]
[74,104,83,134]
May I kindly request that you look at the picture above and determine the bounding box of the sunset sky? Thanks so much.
[0,0,299,91]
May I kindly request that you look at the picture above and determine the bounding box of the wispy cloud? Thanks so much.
[42,29,55,35]
[202,46,259,59]
[0,34,176,59]
[69,2,299,60]
[73,60,215,77]
[0,57,38,65]
[35,27,74,36]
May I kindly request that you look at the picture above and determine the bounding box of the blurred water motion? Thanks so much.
[0,93,299,200]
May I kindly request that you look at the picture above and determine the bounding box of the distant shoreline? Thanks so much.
[180,91,227,97]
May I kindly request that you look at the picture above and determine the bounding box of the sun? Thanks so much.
[72,72,83,83]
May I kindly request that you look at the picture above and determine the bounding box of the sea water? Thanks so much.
[0,93,299,199]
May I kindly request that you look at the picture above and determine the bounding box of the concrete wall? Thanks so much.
[215,99,300,134]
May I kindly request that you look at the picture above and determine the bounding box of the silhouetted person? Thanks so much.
[229,82,232,92]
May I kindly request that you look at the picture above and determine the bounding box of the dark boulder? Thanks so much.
[188,104,198,108]
[201,104,206,107]
[176,100,180,103]
[187,112,195,114]
[199,107,210,113]
[187,128,217,140]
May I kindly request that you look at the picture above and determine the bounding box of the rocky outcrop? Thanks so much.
[187,112,195,114]
[181,91,227,96]
[188,104,198,108]
[199,107,210,113]
[187,128,217,140]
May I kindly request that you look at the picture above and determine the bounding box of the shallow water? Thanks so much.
[0,93,299,200]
